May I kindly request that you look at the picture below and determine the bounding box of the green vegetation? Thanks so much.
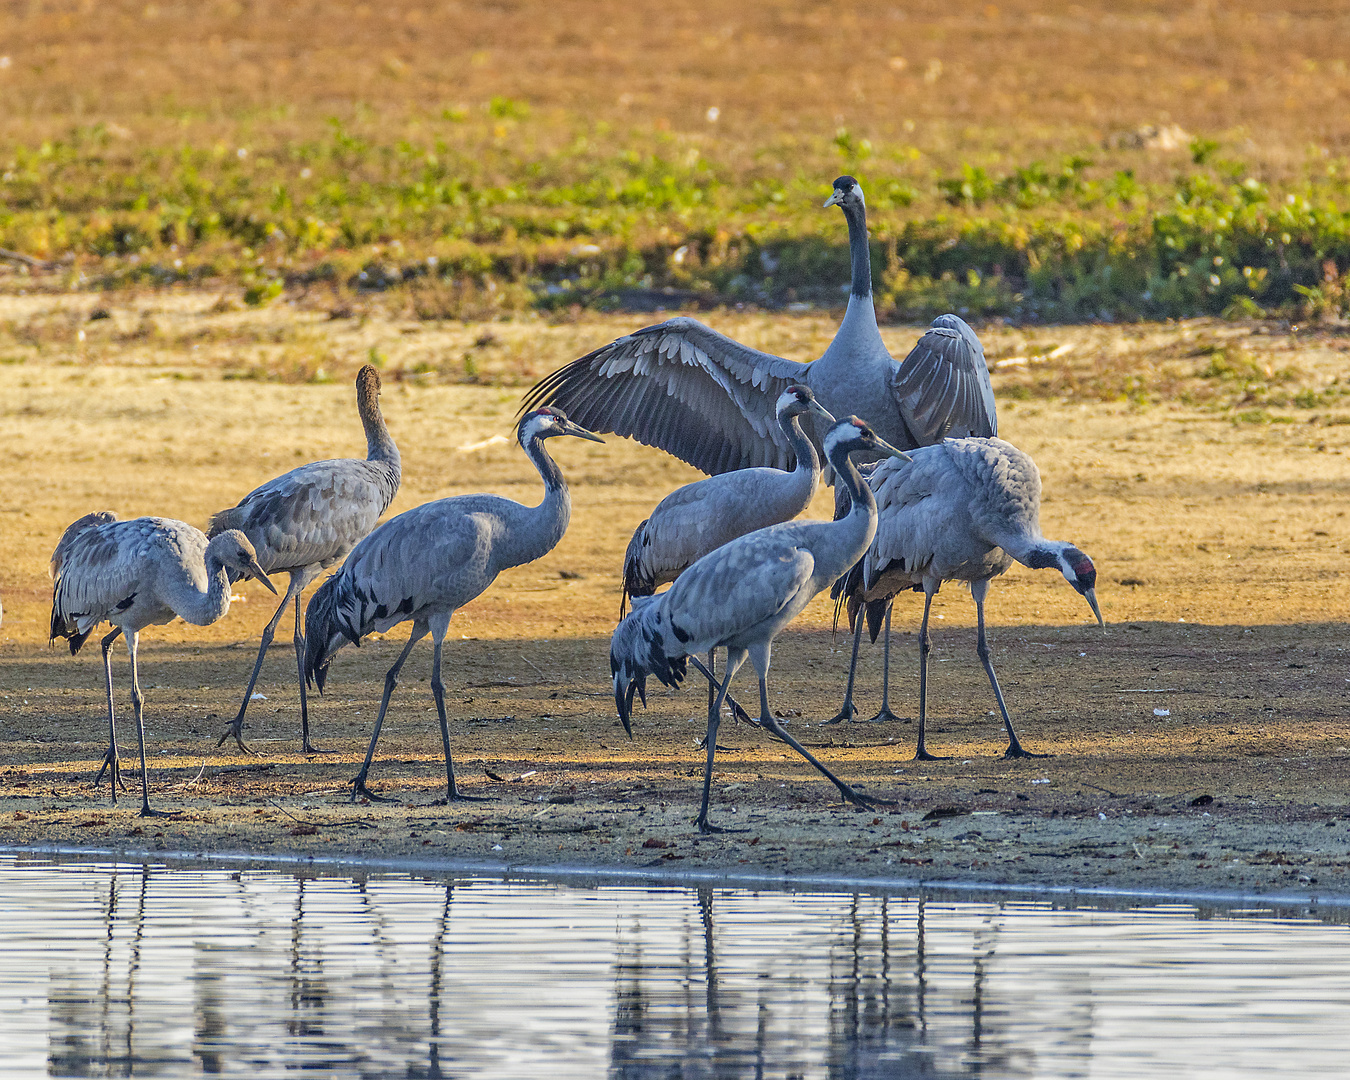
[7,118,1350,323]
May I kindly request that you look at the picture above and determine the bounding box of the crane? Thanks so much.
[209,363,400,754]
[49,511,277,816]
[622,383,834,721]
[610,416,909,833]
[303,407,603,803]
[521,177,996,479]
[840,436,1103,759]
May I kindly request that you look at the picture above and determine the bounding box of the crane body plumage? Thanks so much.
[521,177,997,479]
[621,386,832,609]
[837,436,1103,758]
[611,417,909,832]
[49,512,276,815]
[303,407,603,803]
[208,363,400,753]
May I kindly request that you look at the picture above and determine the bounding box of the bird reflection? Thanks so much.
[47,864,151,1077]
[31,870,1103,1079]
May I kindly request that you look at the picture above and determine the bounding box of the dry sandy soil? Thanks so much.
[3,296,1350,902]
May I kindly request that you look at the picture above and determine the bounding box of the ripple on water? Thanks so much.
[1,856,1349,1078]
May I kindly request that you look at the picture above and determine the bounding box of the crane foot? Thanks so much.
[138,805,174,819]
[1003,746,1050,760]
[867,708,909,724]
[839,786,896,810]
[350,778,399,804]
[913,749,950,762]
[819,704,858,725]
[216,722,259,756]
[695,818,750,835]
[435,790,489,803]
[301,740,336,755]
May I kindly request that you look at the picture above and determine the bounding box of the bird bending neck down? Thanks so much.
[49,515,276,816]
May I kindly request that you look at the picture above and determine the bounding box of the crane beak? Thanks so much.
[249,561,279,595]
[807,399,837,424]
[564,420,605,443]
[872,435,914,463]
[823,191,843,208]
[1083,587,1104,627]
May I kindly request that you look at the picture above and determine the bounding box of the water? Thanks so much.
[2,856,1349,1078]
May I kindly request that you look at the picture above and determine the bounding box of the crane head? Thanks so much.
[824,416,913,464]
[1061,546,1103,627]
[823,175,865,210]
[777,384,836,425]
[208,530,278,594]
[521,406,605,444]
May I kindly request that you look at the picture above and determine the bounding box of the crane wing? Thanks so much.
[521,316,810,475]
[50,518,200,642]
[889,314,998,446]
[210,459,396,572]
[328,501,492,641]
[865,450,954,585]
[662,533,817,654]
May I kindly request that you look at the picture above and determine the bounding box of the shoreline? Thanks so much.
[4,840,1346,914]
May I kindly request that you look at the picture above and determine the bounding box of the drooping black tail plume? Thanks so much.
[610,595,686,737]
[49,510,120,655]
[619,518,654,619]
[303,574,351,694]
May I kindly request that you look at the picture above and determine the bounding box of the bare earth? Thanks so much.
[3,296,1350,902]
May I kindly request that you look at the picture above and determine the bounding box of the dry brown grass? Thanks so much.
[4,1,1350,174]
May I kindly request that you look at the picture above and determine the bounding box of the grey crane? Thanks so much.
[303,407,603,803]
[610,416,910,833]
[840,436,1103,760]
[209,363,401,754]
[49,512,277,816]
[521,176,997,479]
[622,383,834,719]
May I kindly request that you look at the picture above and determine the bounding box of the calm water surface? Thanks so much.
[2,856,1349,1078]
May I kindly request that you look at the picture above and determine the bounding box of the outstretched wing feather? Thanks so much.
[890,315,998,445]
[521,316,809,475]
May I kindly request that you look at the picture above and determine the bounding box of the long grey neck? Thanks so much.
[510,434,572,568]
[841,200,872,300]
[781,413,821,479]
[815,201,881,372]
[999,533,1061,570]
[829,443,877,525]
[362,399,401,471]
[171,555,233,626]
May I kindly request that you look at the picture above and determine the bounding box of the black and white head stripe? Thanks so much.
[833,175,864,203]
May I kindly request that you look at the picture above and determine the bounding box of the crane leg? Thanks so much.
[690,654,754,750]
[351,623,426,803]
[126,631,170,818]
[973,584,1047,759]
[752,649,893,811]
[218,577,298,754]
[93,627,126,798]
[696,648,747,834]
[293,589,331,755]
[821,610,865,724]
[867,603,907,723]
[430,629,486,803]
[913,588,949,762]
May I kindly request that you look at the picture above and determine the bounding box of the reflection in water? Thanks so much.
[1,858,1349,1079]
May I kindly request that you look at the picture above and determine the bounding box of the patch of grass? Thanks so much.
[2,2,1350,320]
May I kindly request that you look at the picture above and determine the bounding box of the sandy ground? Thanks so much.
[3,298,1350,901]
